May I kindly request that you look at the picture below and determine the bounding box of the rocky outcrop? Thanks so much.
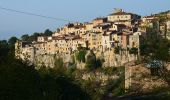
[33,49,137,69]
[125,63,169,92]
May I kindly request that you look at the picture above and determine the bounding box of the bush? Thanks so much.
[114,46,120,54]
[76,50,87,63]
[85,52,97,71]
[129,47,138,55]
[54,58,66,74]
[96,59,103,68]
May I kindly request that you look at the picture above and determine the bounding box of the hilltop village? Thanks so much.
[15,9,170,68]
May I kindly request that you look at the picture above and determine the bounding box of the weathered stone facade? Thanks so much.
[125,63,169,92]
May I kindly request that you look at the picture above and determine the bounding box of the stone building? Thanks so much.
[15,8,145,68]
[107,9,141,26]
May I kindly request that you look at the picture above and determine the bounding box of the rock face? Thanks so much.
[35,54,55,68]
[85,50,96,61]
[34,53,74,68]
[125,63,169,92]
[27,48,137,69]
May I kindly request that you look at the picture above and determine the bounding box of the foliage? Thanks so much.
[96,58,104,68]
[102,67,118,75]
[76,50,87,63]
[140,28,170,62]
[129,47,138,55]
[21,34,29,41]
[106,66,125,96]
[38,67,90,100]
[0,60,90,100]
[8,36,18,46]
[80,79,102,100]
[44,29,53,36]
[54,58,64,68]
[0,61,43,100]
[114,46,120,54]
[140,27,170,85]
[85,52,103,71]
[86,66,126,99]
[85,51,97,71]
[0,40,90,100]
[20,29,53,42]
[0,40,10,63]
[54,57,66,75]
[102,66,125,76]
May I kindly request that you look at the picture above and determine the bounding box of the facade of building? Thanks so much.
[16,9,169,67]
[107,9,141,26]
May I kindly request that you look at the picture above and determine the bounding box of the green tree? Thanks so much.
[76,50,87,63]
[21,34,29,41]
[0,61,43,100]
[28,32,41,41]
[114,46,120,54]
[0,40,9,63]
[0,38,90,100]
[129,47,138,60]
[44,29,53,36]
[140,28,170,85]
[85,51,97,71]
[54,57,66,75]
[8,36,18,46]
[129,47,138,55]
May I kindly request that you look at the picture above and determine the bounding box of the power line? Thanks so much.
[0,6,74,22]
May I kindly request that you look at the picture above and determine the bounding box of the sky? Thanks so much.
[0,0,170,40]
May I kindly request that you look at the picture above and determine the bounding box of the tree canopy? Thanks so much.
[20,29,53,42]
[0,39,90,100]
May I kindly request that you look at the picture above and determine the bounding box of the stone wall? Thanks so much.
[34,53,74,68]
[31,49,137,69]
[125,63,169,92]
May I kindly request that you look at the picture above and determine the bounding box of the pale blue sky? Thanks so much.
[0,0,170,40]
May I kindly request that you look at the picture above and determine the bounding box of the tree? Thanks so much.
[140,28,170,85]
[0,60,43,100]
[8,36,18,46]
[129,47,138,60]
[129,47,138,55]
[21,34,29,41]
[0,40,9,63]
[85,51,97,71]
[96,59,103,68]
[76,50,87,63]
[28,32,41,41]
[0,39,90,100]
[54,57,66,75]
[114,46,120,54]
[44,29,53,36]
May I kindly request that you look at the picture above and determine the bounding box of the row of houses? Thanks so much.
[15,9,170,64]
